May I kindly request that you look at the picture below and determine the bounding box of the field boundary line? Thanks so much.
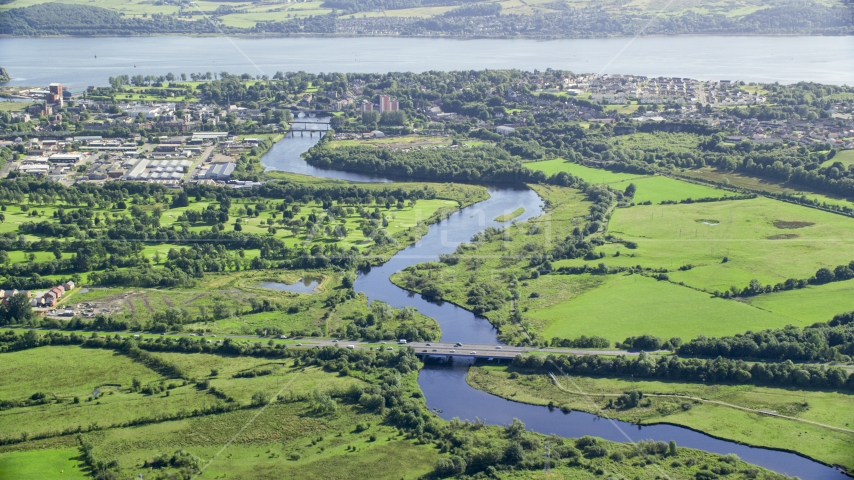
[193,372,300,478]
[553,371,673,479]
[548,373,854,435]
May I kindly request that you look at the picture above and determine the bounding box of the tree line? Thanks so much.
[677,311,854,363]
[513,351,854,392]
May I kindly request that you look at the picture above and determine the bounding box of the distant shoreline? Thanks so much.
[1,32,852,40]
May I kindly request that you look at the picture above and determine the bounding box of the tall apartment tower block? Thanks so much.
[379,95,399,112]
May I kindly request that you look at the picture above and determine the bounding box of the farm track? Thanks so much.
[187,293,209,304]
[549,373,854,435]
[141,297,153,313]
[162,297,174,308]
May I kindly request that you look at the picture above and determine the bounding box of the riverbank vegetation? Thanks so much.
[468,364,854,472]
[0,335,793,479]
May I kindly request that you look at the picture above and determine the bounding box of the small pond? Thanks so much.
[259,279,320,294]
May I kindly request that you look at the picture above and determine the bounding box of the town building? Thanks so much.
[495,126,516,136]
[49,83,63,107]
[199,162,236,181]
[379,95,399,112]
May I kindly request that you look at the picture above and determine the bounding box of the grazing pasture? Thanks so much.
[599,197,854,292]
[745,280,854,324]
[525,159,734,203]
[0,346,160,402]
[608,176,734,204]
[0,449,85,480]
[534,274,791,343]
[525,159,643,183]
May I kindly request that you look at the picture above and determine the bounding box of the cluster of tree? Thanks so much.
[513,351,854,391]
[0,292,34,326]
[305,141,548,184]
[0,180,450,287]
[0,3,238,35]
[549,334,610,349]
[617,334,681,351]
[677,311,854,362]
[342,309,439,342]
[444,2,501,17]
[715,260,854,298]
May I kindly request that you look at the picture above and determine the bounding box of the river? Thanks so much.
[259,131,849,478]
[1,36,853,88]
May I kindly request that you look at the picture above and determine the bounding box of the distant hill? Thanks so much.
[0,3,229,35]
[0,0,850,37]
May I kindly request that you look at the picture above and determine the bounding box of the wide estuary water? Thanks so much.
[259,127,850,479]
[1,36,853,87]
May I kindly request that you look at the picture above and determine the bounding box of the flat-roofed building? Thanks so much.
[199,162,235,181]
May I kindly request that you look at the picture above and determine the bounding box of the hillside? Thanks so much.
[0,0,850,36]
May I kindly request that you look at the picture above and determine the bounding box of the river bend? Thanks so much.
[261,131,849,479]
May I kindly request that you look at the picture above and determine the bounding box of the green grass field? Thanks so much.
[680,167,854,208]
[391,184,594,344]
[584,197,854,293]
[0,449,85,480]
[525,159,644,184]
[533,274,791,343]
[0,344,440,480]
[469,365,854,471]
[823,149,854,167]
[0,101,33,112]
[745,280,854,325]
[0,346,160,402]
[611,176,734,204]
[525,159,732,204]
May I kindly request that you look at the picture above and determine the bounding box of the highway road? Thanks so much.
[11,327,641,359]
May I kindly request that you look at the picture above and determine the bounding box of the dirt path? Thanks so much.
[141,296,153,313]
[187,293,209,304]
[163,297,174,308]
[125,299,135,314]
[549,373,854,435]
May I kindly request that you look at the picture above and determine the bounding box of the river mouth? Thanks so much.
[259,125,850,480]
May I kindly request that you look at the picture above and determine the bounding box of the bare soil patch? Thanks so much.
[187,293,209,304]
[767,234,799,240]
[141,296,153,312]
[773,220,815,229]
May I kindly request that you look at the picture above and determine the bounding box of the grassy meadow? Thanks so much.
[744,280,854,325]
[0,344,793,480]
[532,274,792,343]
[468,365,854,471]
[0,346,160,402]
[0,344,436,480]
[679,166,854,208]
[67,270,439,340]
[525,159,643,184]
[0,448,85,480]
[823,148,854,167]
[591,197,854,292]
[525,159,735,203]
